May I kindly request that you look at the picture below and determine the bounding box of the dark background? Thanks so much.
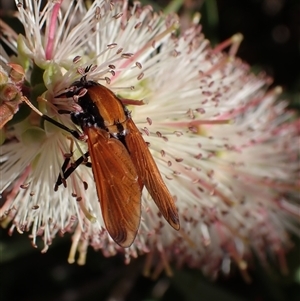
[0,0,299,300]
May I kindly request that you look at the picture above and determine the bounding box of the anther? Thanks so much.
[83,181,88,190]
[20,183,30,189]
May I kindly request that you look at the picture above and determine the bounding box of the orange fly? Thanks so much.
[23,74,180,247]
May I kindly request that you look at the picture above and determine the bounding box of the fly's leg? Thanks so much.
[21,96,81,139]
[20,97,92,190]
[55,137,92,190]
[22,96,95,194]
[54,151,91,190]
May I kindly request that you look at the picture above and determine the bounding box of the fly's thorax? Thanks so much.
[69,80,130,138]
[85,84,129,137]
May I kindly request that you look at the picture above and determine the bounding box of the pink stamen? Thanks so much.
[159,119,231,128]
[112,24,177,82]
[45,0,63,60]
[0,166,31,217]
[276,199,300,218]
[212,33,243,56]
[120,98,145,106]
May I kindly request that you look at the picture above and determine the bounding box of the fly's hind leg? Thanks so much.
[55,151,91,190]
[55,138,91,190]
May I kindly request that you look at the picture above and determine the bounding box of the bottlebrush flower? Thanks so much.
[0,0,299,281]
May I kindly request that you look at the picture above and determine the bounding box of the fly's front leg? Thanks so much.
[20,97,91,189]
[22,96,81,139]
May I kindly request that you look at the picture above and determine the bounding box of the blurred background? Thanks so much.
[0,0,299,300]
